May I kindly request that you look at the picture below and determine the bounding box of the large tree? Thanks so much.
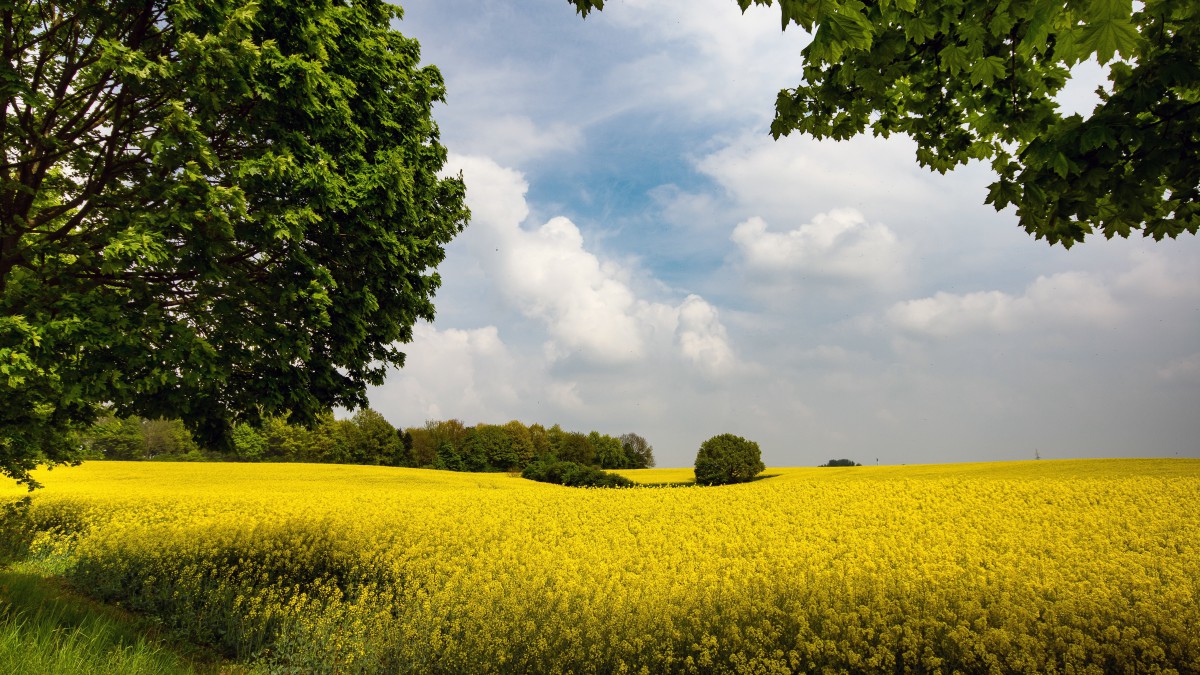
[1,0,468,487]
[619,432,655,469]
[570,0,1198,246]
[347,407,401,466]
[694,433,765,486]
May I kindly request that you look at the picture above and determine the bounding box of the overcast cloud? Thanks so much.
[365,0,1200,467]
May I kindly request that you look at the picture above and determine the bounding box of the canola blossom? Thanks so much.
[2,459,1198,673]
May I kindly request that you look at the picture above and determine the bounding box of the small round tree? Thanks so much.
[694,434,765,486]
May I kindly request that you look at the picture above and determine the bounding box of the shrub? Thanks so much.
[694,434,765,486]
[521,460,633,488]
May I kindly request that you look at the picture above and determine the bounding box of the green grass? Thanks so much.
[0,569,249,675]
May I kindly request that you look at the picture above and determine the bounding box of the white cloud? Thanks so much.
[694,132,945,222]
[887,290,1013,338]
[676,294,736,376]
[887,272,1122,339]
[446,156,530,229]
[598,0,809,122]
[610,0,798,57]
[730,209,905,286]
[448,154,740,373]
[378,3,1200,466]
[503,215,645,364]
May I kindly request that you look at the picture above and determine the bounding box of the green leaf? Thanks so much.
[1085,0,1131,22]
[901,14,938,43]
[1078,17,1139,63]
[1052,152,1071,178]
[1079,124,1116,151]
[938,44,969,76]
[969,56,1006,86]
[1017,2,1059,57]
[985,178,1022,209]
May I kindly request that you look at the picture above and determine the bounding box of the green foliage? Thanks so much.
[433,441,464,472]
[555,431,596,466]
[570,0,606,15]
[528,423,552,458]
[461,424,515,471]
[408,420,652,474]
[89,416,148,461]
[398,429,415,463]
[261,415,306,461]
[0,0,469,488]
[590,431,625,469]
[620,432,656,469]
[72,412,655,476]
[820,458,862,467]
[405,426,437,467]
[501,420,537,467]
[347,408,401,466]
[521,459,634,488]
[78,415,202,462]
[0,570,201,674]
[426,419,470,457]
[230,423,267,462]
[694,434,765,486]
[0,497,35,566]
[140,419,199,459]
[309,414,355,464]
[569,0,1199,246]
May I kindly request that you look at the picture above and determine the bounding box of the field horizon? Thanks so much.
[11,454,1197,488]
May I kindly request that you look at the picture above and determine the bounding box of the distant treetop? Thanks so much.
[819,459,862,467]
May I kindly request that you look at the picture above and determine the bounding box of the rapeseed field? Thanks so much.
[2,459,1197,673]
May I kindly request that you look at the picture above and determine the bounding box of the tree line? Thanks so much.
[78,411,655,473]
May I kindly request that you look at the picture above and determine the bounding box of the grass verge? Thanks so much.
[0,568,250,675]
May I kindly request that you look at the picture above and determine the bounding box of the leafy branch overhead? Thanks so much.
[570,0,1199,247]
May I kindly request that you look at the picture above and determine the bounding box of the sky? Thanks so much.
[364,0,1200,468]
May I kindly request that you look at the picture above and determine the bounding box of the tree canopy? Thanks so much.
[819,458,862,467]
[1,0,468,487]
[70,412,656,476]
[694,433,765,486]
[569,0,1198,247]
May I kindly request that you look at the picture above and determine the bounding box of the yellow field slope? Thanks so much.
[2,459,1198,673]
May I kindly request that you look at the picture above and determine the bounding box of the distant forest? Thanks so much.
[77,411,656,473]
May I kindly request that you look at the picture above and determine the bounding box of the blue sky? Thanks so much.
[365,0,1200,467]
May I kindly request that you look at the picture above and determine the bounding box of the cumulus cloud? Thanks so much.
[504,215,646,364]
[676,294,737,376]
[694,132,944,222]
[887,272,1122,339]
[730,209,905,286]
[448,154,739,373]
